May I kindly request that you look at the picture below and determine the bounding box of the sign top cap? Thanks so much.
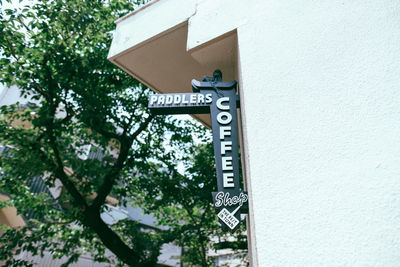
[192,70,237,92]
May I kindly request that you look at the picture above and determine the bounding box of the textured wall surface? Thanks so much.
[235,0,400,266]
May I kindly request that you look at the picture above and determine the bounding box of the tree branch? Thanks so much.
[40,56,88,209]
[130,114,154,140]
[3,32,21,62]
[83,208,141,266]
[48,132,88,209]
[16,15,32,34]
[91,115,153,209]
[87,119,122,141]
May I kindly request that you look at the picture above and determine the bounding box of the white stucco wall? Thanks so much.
[110,0,400,266]
[236,1,400,266]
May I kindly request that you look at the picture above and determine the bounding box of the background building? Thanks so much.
[108,0,400,266]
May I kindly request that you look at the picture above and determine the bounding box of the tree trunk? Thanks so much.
[83,208,141,267]
[200,242,208,267]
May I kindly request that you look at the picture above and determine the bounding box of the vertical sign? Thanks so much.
[148,70,248,231]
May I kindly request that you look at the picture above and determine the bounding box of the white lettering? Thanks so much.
[214,192,248,207]
[150,95,158,105]
[216,97,230,110]
[189,94,196,104]
[222,156,233,171]
[173,94,181,104]
[220,126,231,140]
[166,95,173,104]
[217,112,232,125]
[182,94,189,104]
[223,173,234,188]
[197,94,204,104]
[157,95,165,105]
[205,93,212,104]
[221,141,232,155]
[215,192,224,207]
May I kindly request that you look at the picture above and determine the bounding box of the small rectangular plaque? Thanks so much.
[217,208,240,230]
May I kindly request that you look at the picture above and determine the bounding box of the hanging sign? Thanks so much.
[148,70,248,231]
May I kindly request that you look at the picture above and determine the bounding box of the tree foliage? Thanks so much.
[0,0,176,265]
[132,142,248,266]
[0,0,247,266]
